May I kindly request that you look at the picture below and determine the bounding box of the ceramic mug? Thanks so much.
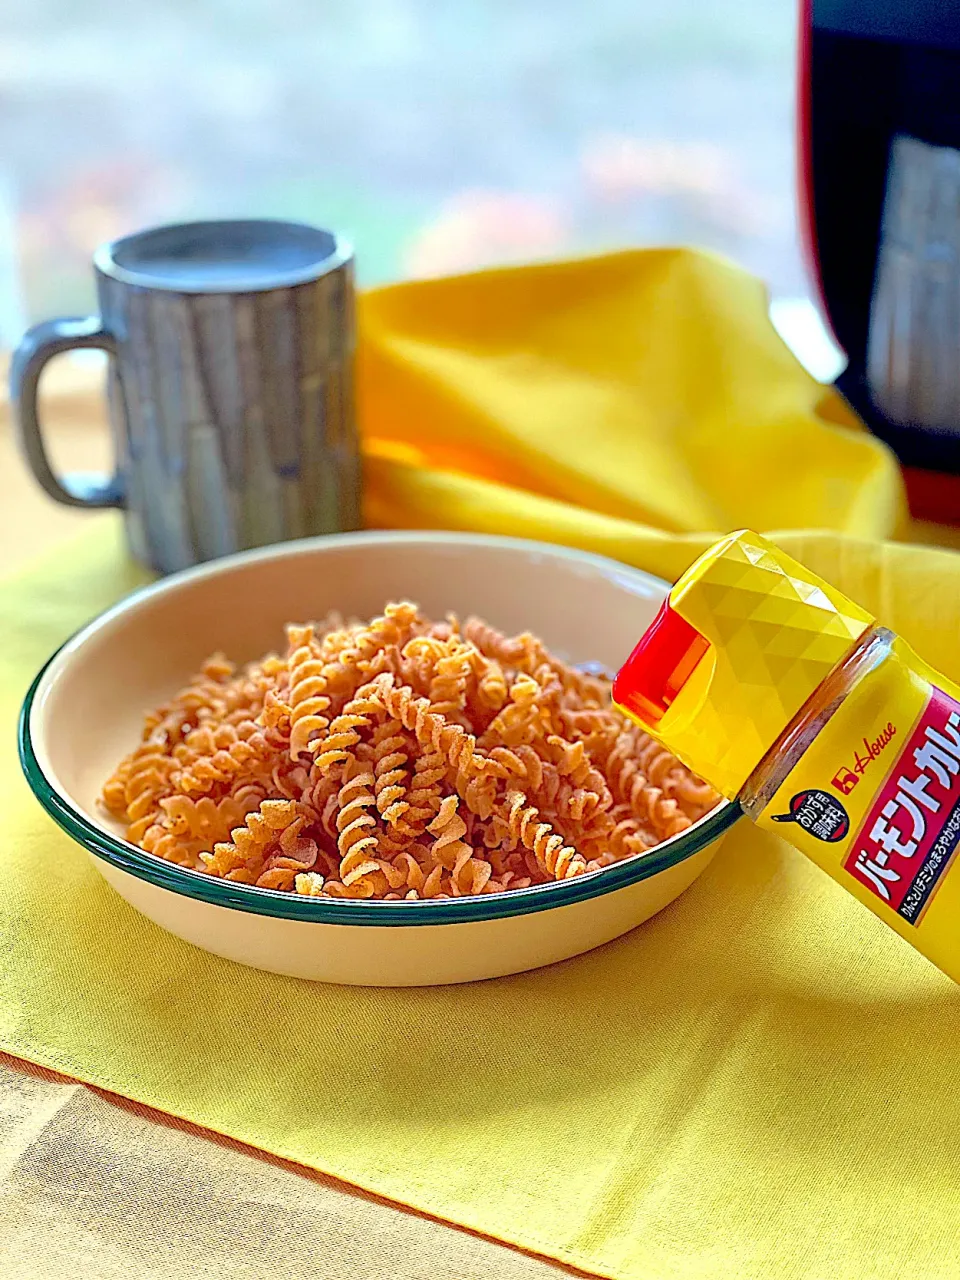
[10,219,360,574]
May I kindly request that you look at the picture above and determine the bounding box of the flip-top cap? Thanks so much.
[613,531,875,798]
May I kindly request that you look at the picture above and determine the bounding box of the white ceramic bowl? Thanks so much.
[20,531,739,985]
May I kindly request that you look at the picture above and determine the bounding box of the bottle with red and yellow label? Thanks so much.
[613,529,960,982]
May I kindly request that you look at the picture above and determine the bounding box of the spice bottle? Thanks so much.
[613,530,960,982]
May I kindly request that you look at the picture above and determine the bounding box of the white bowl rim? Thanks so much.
[19,529,740,926]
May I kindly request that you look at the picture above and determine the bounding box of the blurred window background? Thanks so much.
[1,0,833,365]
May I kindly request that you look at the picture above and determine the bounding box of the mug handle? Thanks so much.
[9,316,125,509]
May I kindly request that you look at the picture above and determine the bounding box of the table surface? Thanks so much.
[6,366,956,1280]
[0,369,578,1280]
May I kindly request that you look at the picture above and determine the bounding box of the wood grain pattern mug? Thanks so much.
[10,219,361,573]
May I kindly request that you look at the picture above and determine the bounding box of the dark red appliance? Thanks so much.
[800,0,960,522]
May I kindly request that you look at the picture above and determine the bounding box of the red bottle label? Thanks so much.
[843,686,960,924]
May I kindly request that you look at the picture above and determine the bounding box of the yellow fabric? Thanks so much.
[4,248,960,1280]
[360,248,906,542]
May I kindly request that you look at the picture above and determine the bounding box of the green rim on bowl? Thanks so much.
[19,661,739,926]
[18,531,742,928]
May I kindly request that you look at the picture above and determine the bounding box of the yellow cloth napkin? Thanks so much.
[361,247,906,547]
[4,248,960,1280]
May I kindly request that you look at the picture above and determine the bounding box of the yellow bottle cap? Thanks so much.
[613,530,875,799]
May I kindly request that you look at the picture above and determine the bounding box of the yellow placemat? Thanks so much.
[4,249,960,1279]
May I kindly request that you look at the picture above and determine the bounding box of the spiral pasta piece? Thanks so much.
[320,602,423,702]
[503,791,586,880]
[312,683,382,773]
[256,816,320,890]
[427,796,492,897]
[335,759,379,886]
[469,646,508,713]
[140,820,205,870]
[371,718,410,826]
[424,639,473,718]
[380,746,446,853]
[372,675,488,796]
[462,618,527,667]
[200,799,300,881]
[479,673,542,748]
[159,789,261,845]
[286,626,332,759]
[427,795,469,869]
[120,750,177,823]
[102,760,131,814]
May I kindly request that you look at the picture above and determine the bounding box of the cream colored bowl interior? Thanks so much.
[26,532,736,984]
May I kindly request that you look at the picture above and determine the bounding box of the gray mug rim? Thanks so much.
[93,218,353,295]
